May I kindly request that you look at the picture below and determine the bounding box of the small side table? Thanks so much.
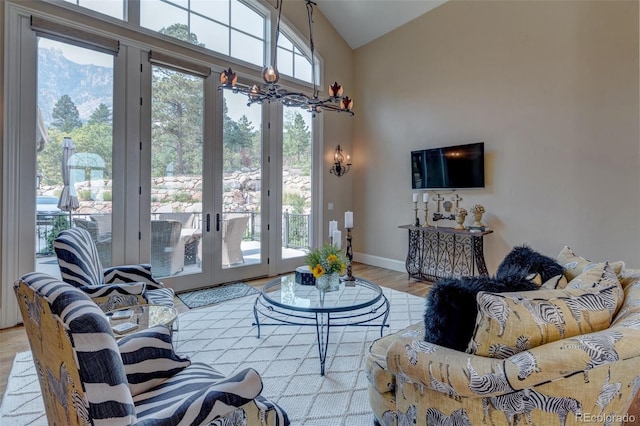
[107,304,178,339]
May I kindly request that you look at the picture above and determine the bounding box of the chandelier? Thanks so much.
[218,0,354,117]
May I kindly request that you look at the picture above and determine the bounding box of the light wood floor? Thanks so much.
[0,263,431,399]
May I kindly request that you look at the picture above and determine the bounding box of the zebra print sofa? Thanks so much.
[14,272,289,425]
[367,264,640,425]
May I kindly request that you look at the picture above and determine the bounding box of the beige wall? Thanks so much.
[353,0,640,271]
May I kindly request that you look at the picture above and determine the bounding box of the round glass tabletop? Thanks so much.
[261,274,383,313]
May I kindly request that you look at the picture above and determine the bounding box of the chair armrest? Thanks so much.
[118,325,191,396]
[387,338,508,398]
[104,264,164,290]
[388,324,640,399]
[76,282,148,311]
[78,282,146,297]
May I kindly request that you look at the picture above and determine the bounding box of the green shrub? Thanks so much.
[78,189,92,201]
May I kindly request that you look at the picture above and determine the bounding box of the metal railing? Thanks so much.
[36,210,312,256]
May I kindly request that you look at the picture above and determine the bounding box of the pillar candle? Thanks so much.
[329,220,338,237]
[412,193,418,202]
[333,230,342,249]
[344,211,353,228]
[423,192,429,203]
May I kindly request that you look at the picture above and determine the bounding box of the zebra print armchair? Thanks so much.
[367,265,640,426]
[54,227,175,311]
[14,272,289,426]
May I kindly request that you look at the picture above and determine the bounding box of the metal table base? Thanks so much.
[252,282,390,376]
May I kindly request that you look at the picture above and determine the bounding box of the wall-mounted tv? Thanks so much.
[411,142,485,190]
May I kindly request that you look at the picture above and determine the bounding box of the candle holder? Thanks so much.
[342,227,356,284]
[413,202,420,226]
[423,201,430,227]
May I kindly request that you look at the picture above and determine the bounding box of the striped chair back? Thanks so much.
[14,273,136,425]
[54,228,105,288]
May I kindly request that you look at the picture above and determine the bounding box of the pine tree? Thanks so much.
[51,94,82,133]
[88,103,112,125]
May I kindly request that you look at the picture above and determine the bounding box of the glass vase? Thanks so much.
[316,272,340,292]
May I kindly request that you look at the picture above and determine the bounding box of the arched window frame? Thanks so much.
[58,0,321,93]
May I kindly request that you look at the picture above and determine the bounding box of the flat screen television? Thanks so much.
[411,142,485,189]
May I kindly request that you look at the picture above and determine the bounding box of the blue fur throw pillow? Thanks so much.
[423,274,539,351]
[496,245,565,282]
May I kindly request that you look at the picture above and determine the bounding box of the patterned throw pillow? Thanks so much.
[557,246,625,281]
[467,264,624,358]
[539,274,568,290]
[423,274,540,351]
[118,325,191,396]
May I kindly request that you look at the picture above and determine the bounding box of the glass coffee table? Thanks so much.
[107,304,178,339]
[253,274,390,375]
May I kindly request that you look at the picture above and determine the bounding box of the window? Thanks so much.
[62,0,315,86]
[63,0,125,20]
[140,0,266,68]
[277,33,312,84]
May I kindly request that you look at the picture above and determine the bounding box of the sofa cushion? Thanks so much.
[468,264,624,358]
[496,245,565,283]
[423,274,540,351]
[557,246,625,281]
[118,325,191,396]
[539,274,568,290]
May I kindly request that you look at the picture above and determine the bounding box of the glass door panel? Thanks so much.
[221,91,263,271]
[150,65,204,279]
[281,106,312,264]
[35,38,114,275]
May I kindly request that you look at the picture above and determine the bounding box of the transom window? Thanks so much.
[62,0,125,20]
[61,0,314,85]
[277,33,312,83]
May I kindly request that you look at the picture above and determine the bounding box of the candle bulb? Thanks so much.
[333,230,342,249]
[423,193,429,203]
[329,220,338,237]
[345,211,353,228]
[412,193,418,203]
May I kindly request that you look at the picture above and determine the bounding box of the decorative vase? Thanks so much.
[470,204,485,228]
[472,212,484,227]
[455,208,467,230]
[316,272,340,292]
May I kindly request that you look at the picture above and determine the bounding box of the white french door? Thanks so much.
[2,6,320,328]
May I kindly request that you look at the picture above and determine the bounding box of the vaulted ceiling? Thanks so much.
[315,0,447,49]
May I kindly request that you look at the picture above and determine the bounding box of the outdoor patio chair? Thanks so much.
[222,214,250,267]
[72,218,112,267]
[14,272,289,426]
[54,227,174,311]
[151,220,185,277]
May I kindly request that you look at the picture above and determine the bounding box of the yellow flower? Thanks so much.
[312,264,325,278]
[339,263,346,275]
[326,254,338,264]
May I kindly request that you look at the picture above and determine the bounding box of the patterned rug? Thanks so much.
[0,288,425,425]
[177,282,259,308]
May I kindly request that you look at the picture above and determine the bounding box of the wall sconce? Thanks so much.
[330,145,351,177]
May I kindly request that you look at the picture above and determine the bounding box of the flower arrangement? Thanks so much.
[305,244,347,278]
[470,204,485,215]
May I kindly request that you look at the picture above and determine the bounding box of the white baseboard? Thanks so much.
[353,252,406,273]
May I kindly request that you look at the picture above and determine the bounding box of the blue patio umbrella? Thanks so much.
[57,136,79,212]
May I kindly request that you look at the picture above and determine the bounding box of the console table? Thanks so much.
[398,225,493,282]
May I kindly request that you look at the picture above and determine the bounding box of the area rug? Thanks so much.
[177,281,259,308]
[0,287,425,425]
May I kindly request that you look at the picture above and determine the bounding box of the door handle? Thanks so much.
[216,213,221,232]
[206,213,211,232]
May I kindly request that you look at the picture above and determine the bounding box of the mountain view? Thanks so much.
[38,47,112,125]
